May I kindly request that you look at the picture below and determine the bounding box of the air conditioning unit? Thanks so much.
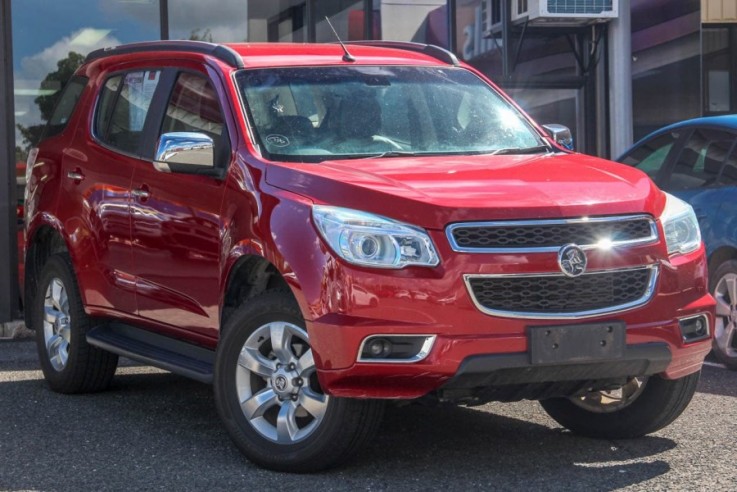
[512,0,618,26]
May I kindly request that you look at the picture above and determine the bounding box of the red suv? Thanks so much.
[24,40,715,472]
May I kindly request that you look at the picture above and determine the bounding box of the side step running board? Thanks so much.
[87,324,215,384]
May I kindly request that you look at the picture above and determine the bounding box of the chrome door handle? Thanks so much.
[131,188,150,199]
[66,171,84,181]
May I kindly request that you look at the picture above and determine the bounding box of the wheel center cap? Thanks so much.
[271,368,299,397]
[274,375,288,392]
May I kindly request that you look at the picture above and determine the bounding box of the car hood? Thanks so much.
[265,152,665,229]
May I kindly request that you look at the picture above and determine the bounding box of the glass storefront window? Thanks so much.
[702,27,734,115]
[315,1,366,42]
[12,0,160,161]
[246,1,308,42]
[168,0,248,42]
[377,0,447,46]
[631,0,701,141]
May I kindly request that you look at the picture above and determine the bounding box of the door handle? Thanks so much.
[66,170,85,181]
[131,188,150,200]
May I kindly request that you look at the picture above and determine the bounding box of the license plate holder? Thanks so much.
[529,321,625,365]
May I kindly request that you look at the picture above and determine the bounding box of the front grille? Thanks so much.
[466,266,657,319]
[448,216,657,252]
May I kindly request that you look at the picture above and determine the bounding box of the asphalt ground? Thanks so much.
[0,339,735,491]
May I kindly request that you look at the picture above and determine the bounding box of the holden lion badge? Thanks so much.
[558,244,587,277]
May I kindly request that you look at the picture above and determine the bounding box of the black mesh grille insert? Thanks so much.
[451,218,654,250]
[468,268,653,314]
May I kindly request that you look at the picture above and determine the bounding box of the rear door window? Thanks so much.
[667,128,736,190]
[43,76,88,140]
[717,141,737,186]
[95,70,162,155]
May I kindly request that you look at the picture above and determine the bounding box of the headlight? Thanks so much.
[660,192,701,255]
[312,206,440,268]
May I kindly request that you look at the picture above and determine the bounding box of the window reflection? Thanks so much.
[12,0,160,161]
[168,0,247,42]
[315,1,366,42]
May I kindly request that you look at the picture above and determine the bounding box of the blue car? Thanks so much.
[618,115,737,369]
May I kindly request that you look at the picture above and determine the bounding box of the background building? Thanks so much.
[1,0,736,321]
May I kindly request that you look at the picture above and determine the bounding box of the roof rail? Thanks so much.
[344,41,460,66]
[85,40,245,69]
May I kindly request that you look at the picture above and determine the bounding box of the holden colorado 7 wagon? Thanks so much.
[24,40,715,472]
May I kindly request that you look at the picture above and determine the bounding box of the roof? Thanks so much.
[654,115,737,132]
[85,40,460,70]
[621,114,737,160]
[224,42,459,68]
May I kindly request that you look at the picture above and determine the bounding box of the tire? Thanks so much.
[214,290,384,473]
[539,371,700,439]
[709,260,737,370]
[33,254,119,393]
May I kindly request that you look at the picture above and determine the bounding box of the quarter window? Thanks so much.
[95,70,162,155]
[720,146,737,185]
[44,76,88,140]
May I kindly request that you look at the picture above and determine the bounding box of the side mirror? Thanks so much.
[542,124,574,151]
[154,132,215,172]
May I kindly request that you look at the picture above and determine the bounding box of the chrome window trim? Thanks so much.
[446,215,659,253]
[356,334,436,364]
[464,264,659,320]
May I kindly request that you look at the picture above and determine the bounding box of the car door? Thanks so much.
[659,127,737,254]
[60,71,162,314]
[129,67,230,339]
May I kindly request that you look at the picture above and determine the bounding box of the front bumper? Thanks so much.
[305,245,714,400]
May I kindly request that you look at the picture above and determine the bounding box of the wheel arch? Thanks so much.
[24,220,73,328]
[220,252,296,332]
[707,245,737,279]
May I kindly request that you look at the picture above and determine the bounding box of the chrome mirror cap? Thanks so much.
[155,132,215,170]
[542,124,574,151]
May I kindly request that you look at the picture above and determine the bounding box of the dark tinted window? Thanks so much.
[620,132,678,179]
[44,76,87,140]
[94,76,122,139]
[161,72,227,165]
[718,140,737,186]
[669,128,735,190]
[96,70,161,155]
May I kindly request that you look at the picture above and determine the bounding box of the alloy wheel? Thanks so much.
[235,322,329,444]
[43,277,71,371]
[713,272,737,360]
[570,377,648,413]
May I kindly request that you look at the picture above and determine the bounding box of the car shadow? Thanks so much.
[350,402,675,490]
[695,364,737,398]
[0,369,680,490]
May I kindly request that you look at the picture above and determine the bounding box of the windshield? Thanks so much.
[236,66,545,162]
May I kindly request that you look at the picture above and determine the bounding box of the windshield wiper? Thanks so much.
[340,150,435,160]
[489,145,552,156]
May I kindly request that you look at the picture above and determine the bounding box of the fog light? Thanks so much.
[679,315,709,343]
[359,335,436,362]
[367,338,392,358]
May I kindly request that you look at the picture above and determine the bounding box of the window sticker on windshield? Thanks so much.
[266,134,290,147]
